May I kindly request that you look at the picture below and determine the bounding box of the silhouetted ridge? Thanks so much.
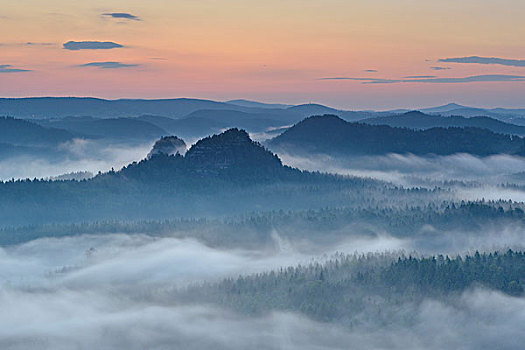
[147,136,186,159]
[361,111,525,136]
[0,116,75,146]
[120,128,289,182]
[269,114,525,156]
[185,128,283,170]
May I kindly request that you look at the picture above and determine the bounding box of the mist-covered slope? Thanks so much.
[181,250,525,323]
[0,129,403,226]
[268,114,525,156]
[138,110,289,140]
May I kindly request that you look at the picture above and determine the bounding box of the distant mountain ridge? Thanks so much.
[268,114,525,156]
[0,97,261,119]
[0,116,75,146]
[361,111,525,136]
[226,99,293,109]
[416,103,525,124]
[36,116,168,141]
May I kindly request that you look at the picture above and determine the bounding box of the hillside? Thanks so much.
[362,111,525,136]
[0,117,75,146]
[180,250,525,323]
[36,116,168,141]
[415,103,525,123]
[138,110,289,140]
[118,129,293,183]
[268,114,525,156]
[0,129,400,226]
[147,136,186,158]
[0,97,255,119]
[226,99,292,109]
[0,97,384,127]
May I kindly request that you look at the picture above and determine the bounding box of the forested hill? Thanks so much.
[362,111,525,136]
[180,250,525,323]
[268,114,525,156]
[0,116,75,146]
[0,129,404,226]
[117,128,292,183]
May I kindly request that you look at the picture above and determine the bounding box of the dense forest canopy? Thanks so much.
[178,250,525,323]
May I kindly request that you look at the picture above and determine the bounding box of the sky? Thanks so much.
[0,0,524,109]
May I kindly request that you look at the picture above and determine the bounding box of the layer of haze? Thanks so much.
[1,232,524,349]
[0,139,152,180]
[1,0,524,108]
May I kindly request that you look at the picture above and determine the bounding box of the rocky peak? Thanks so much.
[185,128,282,171]
[147,136,187,159]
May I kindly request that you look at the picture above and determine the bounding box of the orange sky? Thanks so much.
[1,0,524,109]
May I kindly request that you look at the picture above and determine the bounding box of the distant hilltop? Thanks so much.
[1,97,524,124]
[267,114,525,157]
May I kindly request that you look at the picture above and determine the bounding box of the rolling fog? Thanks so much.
[0,139,152,181]
[1,229,524,349]
[277,152,525,185]
[2,136,525,348]
[277,152,525,202]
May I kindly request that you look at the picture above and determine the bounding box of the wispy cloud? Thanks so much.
[25,42,54,46]
[430,66,451,71]
[63,41,123,50]
[78,62,139,69]
[0,42,55,47]
[403,75,437,79]
[363,69,377,72]
[439,56,525,68]
[102,13,141,21]
[319,74,525,84]
[0,64,31,73]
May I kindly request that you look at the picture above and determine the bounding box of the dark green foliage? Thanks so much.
[179,250,525,323]
[1,200,523,246]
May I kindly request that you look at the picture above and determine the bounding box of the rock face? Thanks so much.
[185,128,282,172]
[147,136,186,159]
[121,129,289,181]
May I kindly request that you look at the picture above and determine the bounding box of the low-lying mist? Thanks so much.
[277,152,525,186]
[1,231,524,349]
[0,139,152,180]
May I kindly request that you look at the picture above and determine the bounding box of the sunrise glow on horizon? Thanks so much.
[1,0,524,109]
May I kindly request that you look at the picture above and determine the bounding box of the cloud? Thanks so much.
[103,13,141,21]
[319,74,525,84]
[63,41,123,50]
[0,233,524,349]
[439,56,525,68]
[363,69,377,72]
[430,66,451,70]
[78,61,139,69]
[276,151,525,189]
[0,64,31,73]
[0,139,151,181]
[403,75,437,79]
[25,42,54,46]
